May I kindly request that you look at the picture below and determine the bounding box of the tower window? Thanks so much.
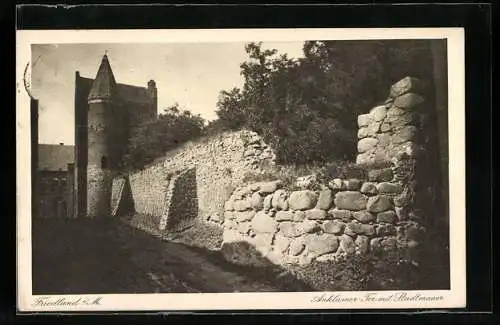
[101,156,108,169]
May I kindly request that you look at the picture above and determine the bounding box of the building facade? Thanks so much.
[36,144,75,219]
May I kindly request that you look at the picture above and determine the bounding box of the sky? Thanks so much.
[31,42,305,145]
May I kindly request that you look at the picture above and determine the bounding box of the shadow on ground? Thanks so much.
[32,218,312,294]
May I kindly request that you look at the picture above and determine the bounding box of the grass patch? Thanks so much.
[242,160,394,191]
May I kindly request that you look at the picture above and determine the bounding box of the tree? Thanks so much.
[215,87,246,130]
[216,40,437,165]
[123,103,205,170]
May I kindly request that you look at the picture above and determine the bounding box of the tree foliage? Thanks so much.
[216,40,435,165]
[123,104,205,170]
[124,40,438,169]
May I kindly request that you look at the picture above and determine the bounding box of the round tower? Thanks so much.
[86,54,120,218]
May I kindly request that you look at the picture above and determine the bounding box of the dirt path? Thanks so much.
[114,223,281,293]
[32,219,308,294]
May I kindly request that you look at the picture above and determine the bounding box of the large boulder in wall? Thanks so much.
[333,191,368,211]
[288,190,318,210]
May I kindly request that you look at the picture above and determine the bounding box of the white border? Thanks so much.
[16,28,466,312]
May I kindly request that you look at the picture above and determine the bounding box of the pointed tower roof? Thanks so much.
[87,54,117,102]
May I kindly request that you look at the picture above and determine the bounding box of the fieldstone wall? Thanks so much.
[356,77,444,229]
[117,76,439,269]
[219,174,424,266]
[356,77,425,165]
[219,77,433,266]
[117,130,276,236]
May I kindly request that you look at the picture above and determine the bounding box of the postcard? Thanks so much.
[16,28,466,312]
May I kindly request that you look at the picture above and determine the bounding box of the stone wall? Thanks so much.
[115,177,134,217]
[118,130,276,236]
[111,176,134,217]
[87,166,113,218]
[118,76,439,268]
[356,77,425,165]
[165,168,198,233]
[356,76,445,229]
[155,130,276,222]
[129,164,173,218]
[110,177,126,216]
[219,174,424,266]
[218,77,434,266]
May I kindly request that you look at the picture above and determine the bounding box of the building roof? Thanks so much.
[87,54,118,102]
[38,144,74,171]
[80,78,152,106]
[117,83,153,105]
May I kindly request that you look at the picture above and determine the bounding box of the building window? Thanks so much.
[101,156,108,169]
[40,179,48,193]
[50,179,57,192]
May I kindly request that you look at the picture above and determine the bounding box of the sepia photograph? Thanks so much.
[16,28,466,311]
